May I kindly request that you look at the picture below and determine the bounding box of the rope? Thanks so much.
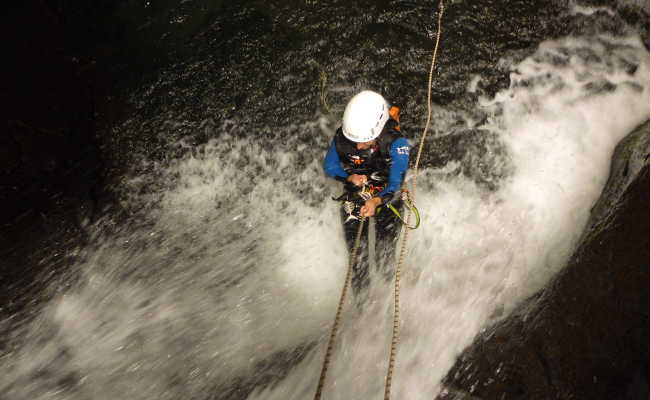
[383,1,445,399]
[313,217,366,400]
[368,217,378,274]
[413,0,446,196]
[386,190,421,229]
[314,1,445,398]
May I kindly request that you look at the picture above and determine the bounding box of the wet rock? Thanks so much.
[437,120,650,399]
[3,2,102,229]
[1,2,108,327]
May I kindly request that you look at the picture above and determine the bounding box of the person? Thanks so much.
[323,90,410,291]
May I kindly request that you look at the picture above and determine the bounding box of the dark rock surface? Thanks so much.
[3,3,99,226]
[438,122,650,399]
[0,0,217,336]
[1,2,121,325]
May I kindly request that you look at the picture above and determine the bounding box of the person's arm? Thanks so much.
[377,137,410,201]
[323,140,349,183]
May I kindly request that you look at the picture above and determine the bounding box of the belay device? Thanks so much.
[333,183,420,229]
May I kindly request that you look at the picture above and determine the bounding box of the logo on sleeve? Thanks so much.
[396,146,410,155]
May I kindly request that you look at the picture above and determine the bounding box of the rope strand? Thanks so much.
[384,1,445,399]
[313,217,366,400]
[314,1,445,398]
[413,0,446,196]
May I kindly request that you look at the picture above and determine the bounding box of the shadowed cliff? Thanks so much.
[438,122,650,399]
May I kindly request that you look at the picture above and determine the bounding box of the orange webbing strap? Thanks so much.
[389,106,401,131]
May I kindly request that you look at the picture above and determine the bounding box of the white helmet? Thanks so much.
[342,90,390,143]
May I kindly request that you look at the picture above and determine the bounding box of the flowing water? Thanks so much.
[2,1,650,399]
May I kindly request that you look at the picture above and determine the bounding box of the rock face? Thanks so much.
[438,123,650,399]
[1,3,108,321]
[3,3,102,232]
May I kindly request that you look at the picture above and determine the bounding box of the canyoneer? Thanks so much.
[323,90,411,291]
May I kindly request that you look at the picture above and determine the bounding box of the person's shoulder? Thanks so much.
[391,136,410,147]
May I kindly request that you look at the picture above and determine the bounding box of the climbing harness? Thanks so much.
[336,186,421,229]
[315,1,446,399]
[334,182,384,223]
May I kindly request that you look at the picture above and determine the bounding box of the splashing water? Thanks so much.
[248,34,650,400]
[2,13,650,400]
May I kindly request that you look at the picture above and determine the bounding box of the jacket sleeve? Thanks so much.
[323,139,349,182]
[378,137,410,199]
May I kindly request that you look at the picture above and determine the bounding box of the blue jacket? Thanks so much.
[323,127,410,200]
